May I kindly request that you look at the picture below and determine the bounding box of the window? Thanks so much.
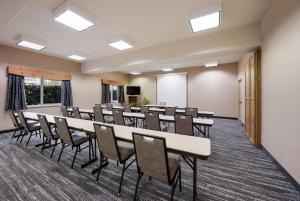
[24,77,62,106]
[110,85,119,103]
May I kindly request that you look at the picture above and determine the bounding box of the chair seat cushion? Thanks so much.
[72,132,89,145]
[28,123,41,132]
[125,120,134,127]
[117,141,134,161]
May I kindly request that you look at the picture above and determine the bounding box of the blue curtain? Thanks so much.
[5,74,27,111]
[61,80,73,106]
[118,85,125,103]
[101,83,111,104]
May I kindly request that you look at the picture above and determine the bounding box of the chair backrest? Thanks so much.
[54,117,73,145]
[165,107,176,116]
[93,107,105,122]
[113,109,125,125]
[38,114,54,139]
[140,106,149,113]
[94,123,120,161]
[186,108,198,118]
[145,112,161,131]
[95,104,101,108]
[106,104,113,111]
[60,106,69,117]
[133,133,170,182]
[9,111,20,128]
[72,107,81,119]
[175,115,193,136]
[124,105,131,113]
[18,112,30,132]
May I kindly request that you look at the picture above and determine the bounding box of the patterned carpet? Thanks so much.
[0,118,299,201]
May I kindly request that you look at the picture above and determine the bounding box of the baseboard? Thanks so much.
[262,146,300,192]
[213,116,238,120]
[0,128,16,134]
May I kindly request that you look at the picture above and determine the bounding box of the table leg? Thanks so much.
[81,138,97,168]
[193,158,197,201]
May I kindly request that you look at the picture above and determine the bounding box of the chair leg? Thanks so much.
[20,131,27,143]
[71,146,79,168]
[118,162,126,196]
[50,140,57,158]
[171,181,176,201]
[134,173,143,201]
[26,132,33,147]
[41,135,46,153]
[58,143,65,162]
[96,154,103,181]
[17,130,23,142]
[11,129,17,139]
[179,166,182,192]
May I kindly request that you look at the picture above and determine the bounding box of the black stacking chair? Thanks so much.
[93,123,135,195]
[174,115,194,136]
[113,109,134,126]
[9,110,24,140]
[60,106,70,117]
[72,107,91,120]
[185,108,198,118]
[18,112,41,146]
[124,105,131,113]
[165,107,176,116]
[38,115,60,158]
[145,112,167,132]
[54,117,90,168]
[106,104,113,111]
[133,133,181,201]
[93,106,113,123]
[140,106,149,113]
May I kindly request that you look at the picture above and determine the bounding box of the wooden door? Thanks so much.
[244,49,261,147]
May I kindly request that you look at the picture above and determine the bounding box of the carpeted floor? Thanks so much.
[0,118,299,201]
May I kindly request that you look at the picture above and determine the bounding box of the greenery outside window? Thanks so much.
[24,77,62,106]
[110,85,119,103]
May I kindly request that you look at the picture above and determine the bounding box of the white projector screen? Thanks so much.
[156,73,187,107]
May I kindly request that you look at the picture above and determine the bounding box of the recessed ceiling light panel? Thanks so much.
[109,40,133,50]
[205,61,218,67]
[68,54,86,61]
[189,2,221,32]
[15,34,46,50]
[161,67,174,72]
[129,71,141,75]
[53,1,95,31]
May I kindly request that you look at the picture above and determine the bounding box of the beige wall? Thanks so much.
[260,0,300,183]
[129,63,238,117]
[0,44,128,131]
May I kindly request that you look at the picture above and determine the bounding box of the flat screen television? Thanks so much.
[127,86,140,95]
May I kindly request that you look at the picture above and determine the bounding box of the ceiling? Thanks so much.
[0,0,272,73]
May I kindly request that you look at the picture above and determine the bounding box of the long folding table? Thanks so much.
[22,111,211,201]
[68,108,214,137]
[100,105,214,118]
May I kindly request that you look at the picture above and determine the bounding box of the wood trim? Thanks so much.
[254,48,262,147]
[101,79,125,86]
[7,66,71,80]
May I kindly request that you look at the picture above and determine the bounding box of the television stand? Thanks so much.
[128,96,138,106]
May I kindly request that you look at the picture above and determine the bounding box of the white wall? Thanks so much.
[261,0,300,183]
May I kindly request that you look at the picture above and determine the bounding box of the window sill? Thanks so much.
[27,104,61,109]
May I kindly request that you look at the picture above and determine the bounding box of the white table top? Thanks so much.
[69,108,214,126]
[23,112,211,159]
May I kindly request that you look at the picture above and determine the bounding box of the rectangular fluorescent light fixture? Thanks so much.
[205,61,218,67]
[189,2,221,32]
[53,1,95,31]
[15,34,46,50]
[161,67,174,72]
[109,40,133,50]
[129,71,141,75]
[68,54,86,61]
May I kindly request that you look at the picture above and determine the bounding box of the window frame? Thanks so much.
[24,77,62,108]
